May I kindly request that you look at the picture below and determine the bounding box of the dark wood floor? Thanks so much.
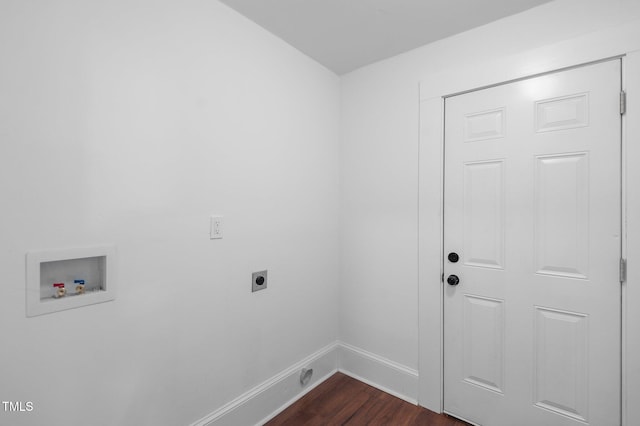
[265,372,472,426]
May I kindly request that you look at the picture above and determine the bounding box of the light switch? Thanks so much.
[210,216,223,239]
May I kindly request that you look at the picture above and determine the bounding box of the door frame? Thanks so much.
[418,25,640,426]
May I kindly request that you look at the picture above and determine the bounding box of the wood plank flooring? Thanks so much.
[265,372,472,426]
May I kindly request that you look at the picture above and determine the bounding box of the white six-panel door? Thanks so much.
[443,59,621,426]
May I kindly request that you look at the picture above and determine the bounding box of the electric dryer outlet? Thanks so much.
[252,270,267,292]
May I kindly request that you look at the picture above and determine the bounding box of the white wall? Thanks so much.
[340,0,640,399]
[0,1,340,425]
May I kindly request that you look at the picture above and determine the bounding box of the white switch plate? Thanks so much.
[210,215,223,239]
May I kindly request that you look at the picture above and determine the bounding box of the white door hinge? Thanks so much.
[620,258,627,283]
[621,91,627,115]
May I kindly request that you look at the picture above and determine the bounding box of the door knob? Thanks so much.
[447,275,460,286]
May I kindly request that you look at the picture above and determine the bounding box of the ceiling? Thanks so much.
[219,0,554,75]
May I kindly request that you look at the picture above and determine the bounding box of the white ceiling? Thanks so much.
[219,0,554,75]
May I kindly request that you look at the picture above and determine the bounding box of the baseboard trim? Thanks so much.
[337,341,419,405]
[189,342,338,426]
[189,341,420,426]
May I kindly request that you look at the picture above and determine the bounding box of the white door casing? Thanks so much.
[443,60,621,426]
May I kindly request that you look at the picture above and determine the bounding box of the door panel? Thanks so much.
[463,160,506,269]
[533,307,589,422]
[462,294,505,394]
[535,152,590,278]
[444,60,621,426]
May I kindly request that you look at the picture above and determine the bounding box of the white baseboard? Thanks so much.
[189,341,419,426]
[189,342,338,426]
[337,341,419,405]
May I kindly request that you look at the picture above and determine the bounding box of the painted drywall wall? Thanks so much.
[340,0,640,381]
[0,1,340,425]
